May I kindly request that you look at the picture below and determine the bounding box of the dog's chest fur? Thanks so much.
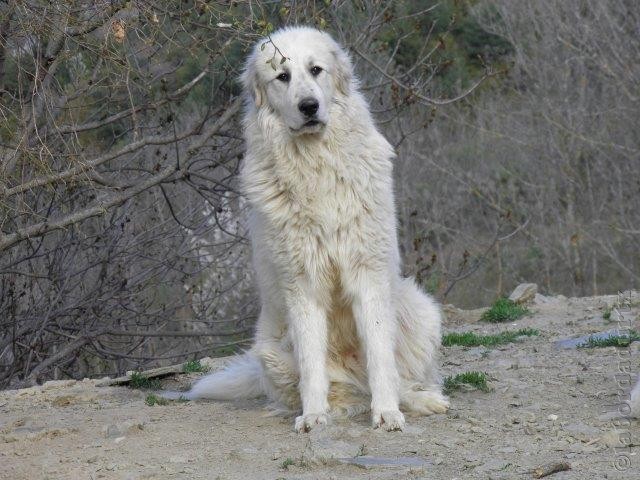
[243,126,395,299]
[276,142,371,225]
[249,136,389,226]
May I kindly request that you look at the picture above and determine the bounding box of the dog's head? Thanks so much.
[242,26,353,136]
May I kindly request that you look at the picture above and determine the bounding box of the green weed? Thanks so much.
[442,328,539,347]
[183,360,209,373]
[145,393,169,406]
[443,371,490,394]
[481,298,528,323]
[578,330,640,348]
[128,372,162,390]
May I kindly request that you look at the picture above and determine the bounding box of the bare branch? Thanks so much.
[18,335,91,388]
[354,48,499,106]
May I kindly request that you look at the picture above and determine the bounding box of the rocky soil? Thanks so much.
[1,291,639,480]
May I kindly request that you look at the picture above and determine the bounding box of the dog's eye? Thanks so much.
[310,66,323,76]
[276,72,290,82]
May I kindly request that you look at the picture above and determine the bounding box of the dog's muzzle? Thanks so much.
[298,97,319,117]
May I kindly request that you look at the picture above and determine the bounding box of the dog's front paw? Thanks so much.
[372,409,405,431]
[294,413,328,433]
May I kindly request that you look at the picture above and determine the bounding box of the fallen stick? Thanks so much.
[95,357,225,386]
[96,364,188,386]
[532,462,571,478]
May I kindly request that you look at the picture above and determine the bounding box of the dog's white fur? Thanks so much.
[186,26,448,432]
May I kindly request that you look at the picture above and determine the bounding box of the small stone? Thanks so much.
[509,283,538,304]
[305,426,361,464]
[547,414,558,422]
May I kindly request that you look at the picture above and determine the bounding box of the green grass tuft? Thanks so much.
[481,298,529,323]
[602,306,612,321]
[183,360,209,373]
[577,330,640,348]
[145,393,169,406]
[280,458,295,470]
[442,328,539,347]
[128,372,162,390]
[443,371,490,394]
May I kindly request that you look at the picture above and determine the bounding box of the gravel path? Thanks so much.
[1,292,639,479]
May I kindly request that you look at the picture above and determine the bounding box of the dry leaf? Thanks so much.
[112,20,125,42]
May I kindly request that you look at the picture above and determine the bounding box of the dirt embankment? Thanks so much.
[1,291,639,479]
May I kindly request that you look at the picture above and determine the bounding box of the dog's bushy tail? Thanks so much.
[184,353,265,400]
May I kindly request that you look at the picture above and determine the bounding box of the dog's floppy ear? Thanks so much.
[241,50,265,108]
[331,45,353,96]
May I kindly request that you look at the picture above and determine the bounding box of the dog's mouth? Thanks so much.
[290,119,326,134]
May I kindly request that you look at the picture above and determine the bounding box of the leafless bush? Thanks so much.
[0,1,255,387]
[396,0,640,306]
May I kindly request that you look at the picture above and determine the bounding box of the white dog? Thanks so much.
[185,26,448,432]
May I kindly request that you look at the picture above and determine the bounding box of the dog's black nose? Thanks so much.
[298,98,319,117]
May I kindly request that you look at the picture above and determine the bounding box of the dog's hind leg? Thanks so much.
[400,384,449,415]
[255,340,301,411]
[395,278,449,415]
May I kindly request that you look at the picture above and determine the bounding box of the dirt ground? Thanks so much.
[1,291,639,480]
